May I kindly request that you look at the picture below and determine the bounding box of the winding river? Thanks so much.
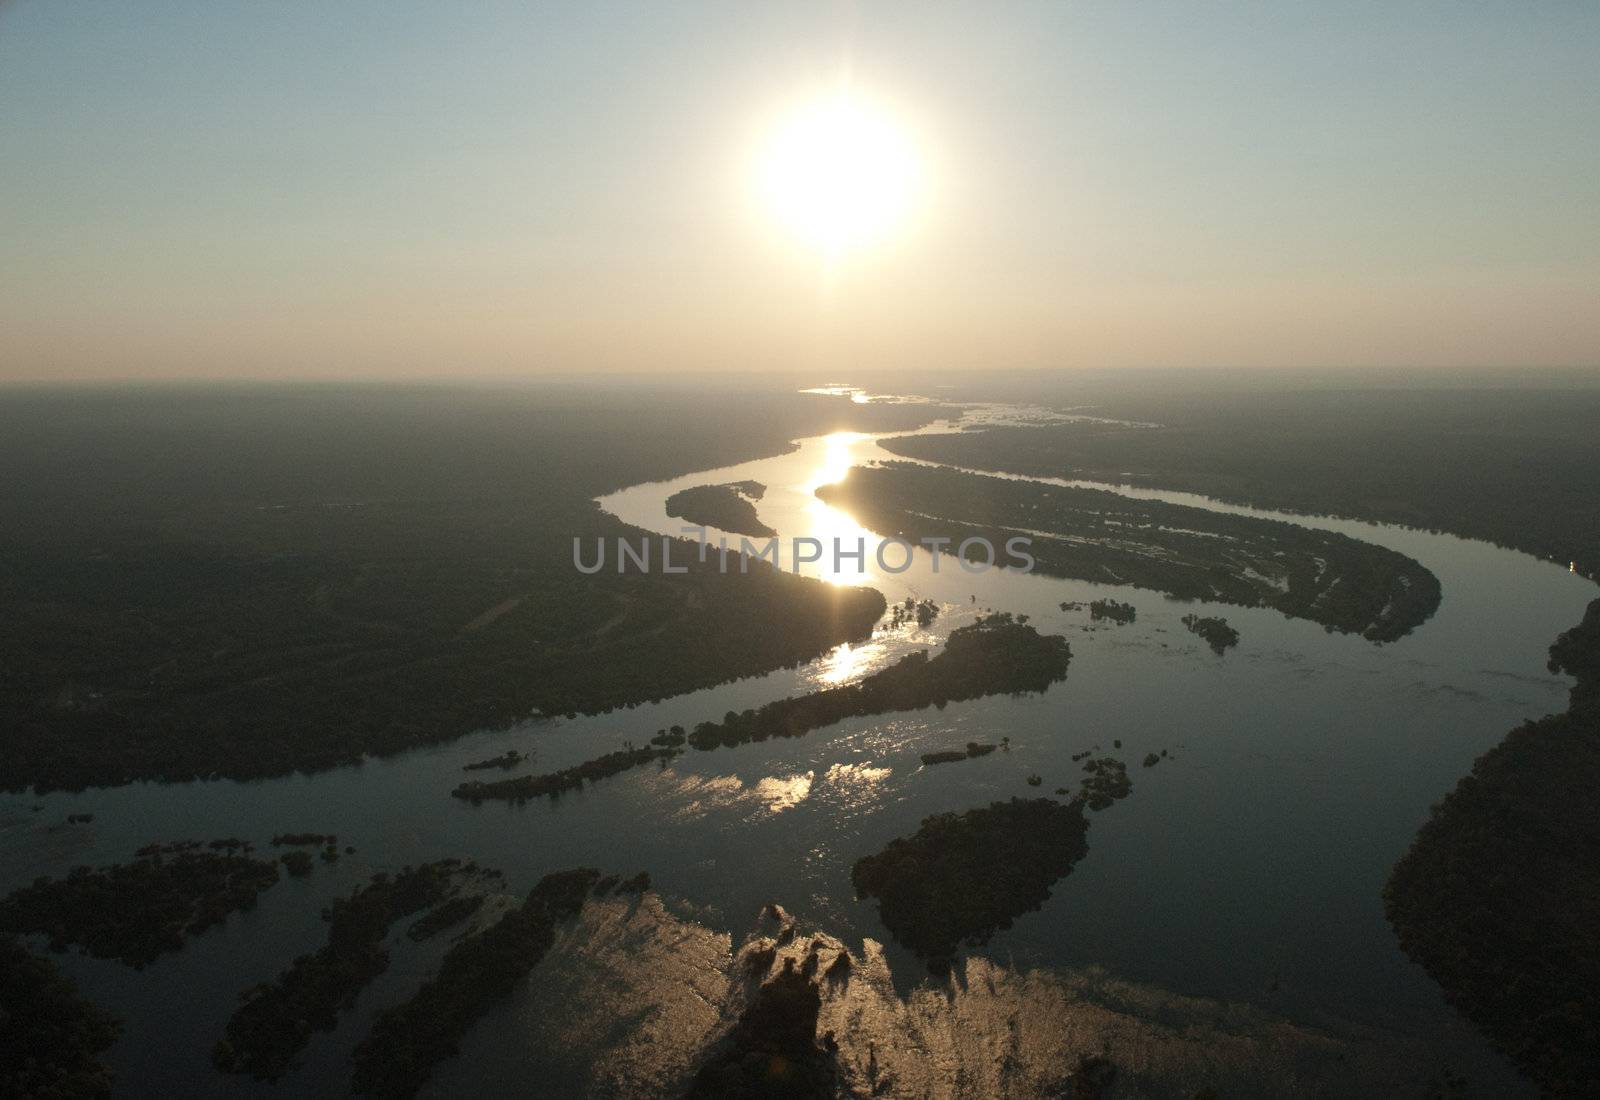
[2,398,1591,1096]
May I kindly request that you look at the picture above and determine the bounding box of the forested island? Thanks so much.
[664,480,777,538]
[215,860,490,1081]
[851,798,1091,972]
[452,614,1069,803]
[461,750,525,772]
[350,868,602,1097]
[453,745,679,804]
[685,613,1070,750]
[0,843,281,967]
[876,385,1600,576]
[1089,599,1136,625]
[888,595,940,629]
[1078,757,1133,811]
[0,387,924,792]
[817,463,1438,642]
[1385,597,1600,1096]
[920,741,998,766]
[1181,614,1240,655]
[860,383,1600,1095]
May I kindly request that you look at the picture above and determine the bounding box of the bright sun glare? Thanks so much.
[757,92,922,257]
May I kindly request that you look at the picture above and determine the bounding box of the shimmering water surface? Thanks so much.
[3,399,1592,1096]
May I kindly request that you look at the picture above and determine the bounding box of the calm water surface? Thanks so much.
[3,402,1591,1096]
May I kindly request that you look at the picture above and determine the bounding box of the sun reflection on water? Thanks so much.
[811,639,889,687]
[754,771,814,813]
[803,431,869,493]
[802,432,881,585]
[653,770,816,819]
[822,762,892,814]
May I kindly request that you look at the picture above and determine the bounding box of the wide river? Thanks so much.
[2,399,1592,1096]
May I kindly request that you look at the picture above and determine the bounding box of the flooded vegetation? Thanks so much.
[851,798,1091,971]
[818,462,1440,641]
[919,741,998,767]
[878,386,1600,580]
[453,745,680,804]
[461,750,526,772]
[2,382,1593,1098]
[687,613,1070,751]
[1088,599,1137,624]
[350,868,601,1098]
[887,595,940,629]
[1181,613,1241,655]
[665,480,777,538]
[215,860,486,1081]
[8,0,1600,1081]
[457,612,1064,804]
[0,843,281,967]
[1077,757,1133,811]
[0,389,911,793]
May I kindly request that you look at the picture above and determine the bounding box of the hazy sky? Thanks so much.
[3,2,1597,381]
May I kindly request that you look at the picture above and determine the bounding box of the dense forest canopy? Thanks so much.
[819,462,1440,641]
[880,383,1600,573]
[0,386,932,791]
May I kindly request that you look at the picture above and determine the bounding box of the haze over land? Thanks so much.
[3,3,1600,1098]
[2,1,1599,382]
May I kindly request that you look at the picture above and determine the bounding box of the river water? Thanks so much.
[2,400,1591,1096]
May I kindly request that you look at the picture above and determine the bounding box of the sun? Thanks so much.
[756,91,922,257]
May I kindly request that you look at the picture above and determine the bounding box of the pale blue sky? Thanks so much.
[2,1,1596,379]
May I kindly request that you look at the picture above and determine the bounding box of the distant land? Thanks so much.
[875,377,1600,1096]
[665,480,777,538]
[879,383,1600,575]
[819,461,1440,641]
[0,386,938,791]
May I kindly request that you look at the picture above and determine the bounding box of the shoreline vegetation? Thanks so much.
[875,389,1600,577]
[851,798,1091,972]
[854,733,1148,972]
[215,860,492,1082]
[350,867,604,1098]
[865,390,1600,1094]
[0,844,282,968]
[664,480,777,539]
[1385,597,1600,1096]
[686,613,1069,751]
[461,750,524,772]
[1079,757,1133,811]
[1181,614,1240,655]
[876,393,1600,1096]
[818,462,1439,642]
[1089,599,1136,625]
[920,741,998,767]
[888,595,940,629]
[453,613,1070,804]
[453,745,679,804]
[0,387,929,794]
